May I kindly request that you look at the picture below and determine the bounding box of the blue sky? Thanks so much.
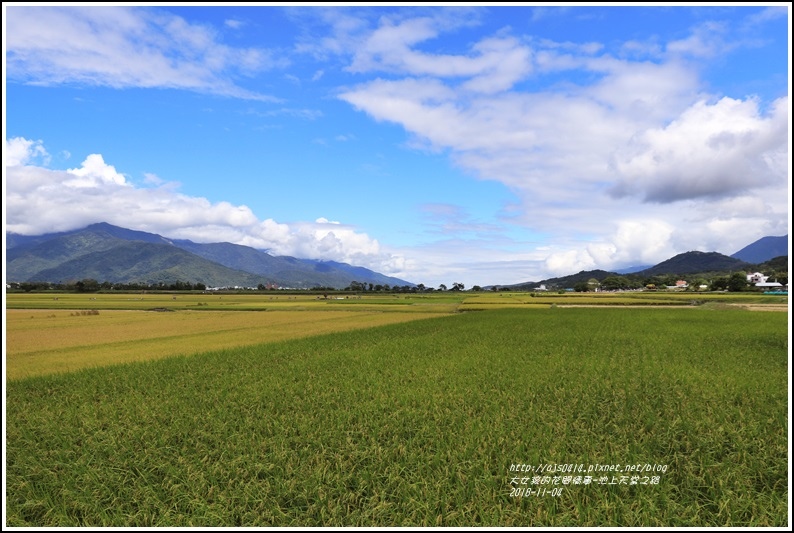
[3,3,791,288]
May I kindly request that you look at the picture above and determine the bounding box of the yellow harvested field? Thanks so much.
[731,304,789,312]
[6,309,444,380]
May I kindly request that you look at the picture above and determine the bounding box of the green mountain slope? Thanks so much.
[26,241,273,287]
[637,251,752,276]
[6,223,414,288]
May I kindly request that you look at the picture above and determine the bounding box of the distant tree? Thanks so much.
[347,281,365,292]
[601,276,629,291]
[416,283,426,292]
[708,277,727,291]
[763,269,788,285]
[438,284,447,292]
[19,282,49,292]
[472,285,482,292]
[574,281,590,292]
[728,272,749,292]
[644,275,676,288]
[75,279,100,292]
[451,282,465,291]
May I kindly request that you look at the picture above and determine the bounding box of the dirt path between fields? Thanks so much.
[728,304,789,312]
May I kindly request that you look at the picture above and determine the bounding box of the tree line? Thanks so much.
[8,279,208,293]
[8,269,786,294]
[568,271,787,292]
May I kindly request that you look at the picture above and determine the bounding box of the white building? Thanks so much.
[746,272,768,284]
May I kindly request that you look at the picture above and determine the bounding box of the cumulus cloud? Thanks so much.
[609,96,789,203]
[543,219,677,275]
[65,154,129,187]
[5,137,407,276]
[4,137,49,167]
[337,12,789,280]
[5,5,283,100]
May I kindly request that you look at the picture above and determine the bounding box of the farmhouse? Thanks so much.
[746,272,768,284]
[746,272,787,292]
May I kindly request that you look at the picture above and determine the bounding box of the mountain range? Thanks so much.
[4,223,789,289]
[5,222,414,289]
[492,236,789,290]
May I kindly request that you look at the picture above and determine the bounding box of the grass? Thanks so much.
[5,307,788,526]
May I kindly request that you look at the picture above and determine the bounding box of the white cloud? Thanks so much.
[609,96,789,203]
[348,17,532,94]
[66,154,128,187]
[5,138,407,277]
[666,21,731,58]
[5,9,788,289]
[530,7,572,23]
[336,14,789,283]
[5,5,283,101]
[4,137,49,167]
[543,219,676,276]
[745,6,788,25]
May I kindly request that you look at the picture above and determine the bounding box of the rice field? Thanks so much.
[4,297,789,527]
[5,308,447,381]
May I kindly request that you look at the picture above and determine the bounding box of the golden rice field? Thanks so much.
[5,308,445,381]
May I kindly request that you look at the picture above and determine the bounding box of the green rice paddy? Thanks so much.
[4,294,789,526]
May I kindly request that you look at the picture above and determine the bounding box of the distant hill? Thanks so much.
[496,248,783,290]
[636,251,752,277]
[6,223,415,289]
[614,264,653,274]
[731,235,788,264]
[490,270,616,291]
[756,255,788,272]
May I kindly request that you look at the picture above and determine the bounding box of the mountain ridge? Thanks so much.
[5,223,414,289]
[730,235,788,264]
[492,244,788,290]
[6,225,789,289]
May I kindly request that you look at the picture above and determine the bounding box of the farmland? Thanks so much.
[4,292,790,526]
